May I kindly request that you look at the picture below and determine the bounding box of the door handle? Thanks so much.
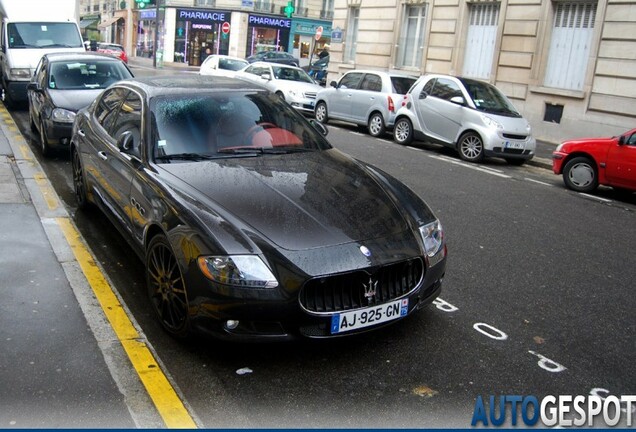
[77,129,86,137]
[97,151,108,160]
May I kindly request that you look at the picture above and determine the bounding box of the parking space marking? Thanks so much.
[579,193,612,203]
[525,177,553,187]
[57,218,198,429]
[428,154,512,179]
[407,146,424,151]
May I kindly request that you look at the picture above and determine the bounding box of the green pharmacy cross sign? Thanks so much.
[135,0,152,8]
[284,1,295,18]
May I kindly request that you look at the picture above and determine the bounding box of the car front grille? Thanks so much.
[304,92,317,99]
[299,258,424,314]
[493,147,533,155]
[502,133,528,140]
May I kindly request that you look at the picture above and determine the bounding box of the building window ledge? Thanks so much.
[529,86,586,100]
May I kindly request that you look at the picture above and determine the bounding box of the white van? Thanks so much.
[0,0,85,107]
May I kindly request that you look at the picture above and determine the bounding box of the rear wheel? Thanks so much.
[457,132,484,162]
[315,102,328,123]
[146,235,190,338]
[368,112,386,137]
[72,149,89,209]
[562,156,598,192]
[393,117,413,145]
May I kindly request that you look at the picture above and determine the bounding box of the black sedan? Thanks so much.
[70,75,447,340]
[27,52,133,156]
[246,50,300,67]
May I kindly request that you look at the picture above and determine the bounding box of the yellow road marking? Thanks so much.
[33,173,58,210]
[57,218,197,429]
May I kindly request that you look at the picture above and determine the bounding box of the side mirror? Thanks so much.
[618,135,626,145]
[419,91,427,100]
[261,73,272,81]
[330,80,337,88]
[117,130,135,153]
[450,95,466,106]
[309,119,328,136]
[26,82,41,92]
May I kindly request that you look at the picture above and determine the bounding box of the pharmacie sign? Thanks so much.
[177,9,229,23]
[248,14,291,29]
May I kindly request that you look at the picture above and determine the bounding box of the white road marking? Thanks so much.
[525,177,553,187]
[429,154,512,178]
[432,297,459,312]
[407,146,424,151]
[528,350,567,373]
[579,193,612,203]
[473,322,509,340]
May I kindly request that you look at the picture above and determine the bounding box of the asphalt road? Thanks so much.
[10,70,636,428]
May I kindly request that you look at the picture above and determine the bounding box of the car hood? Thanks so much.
[274,80,323,93]
[159,150,412,251]
[49,89,103,112]
[562,136,615,147]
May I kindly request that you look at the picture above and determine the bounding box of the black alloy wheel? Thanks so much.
[72,149,89,209]
[146,235,190,338]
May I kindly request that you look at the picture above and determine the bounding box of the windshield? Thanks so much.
[8,22,83,49]
[459,78,521,117]
[219,58,248,71]
[49,60,133,90]
[150,91,331,163]
[272,66,314,83]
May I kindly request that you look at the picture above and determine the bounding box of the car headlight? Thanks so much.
[556,143,564,152]
[197,255,278,288]
[51,108,76,123]
[480,114,503,130]
[10,68,31,79]
[419,220,444,257]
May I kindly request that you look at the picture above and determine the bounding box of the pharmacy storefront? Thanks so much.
[246,14,291,56]
[173,9,231,66]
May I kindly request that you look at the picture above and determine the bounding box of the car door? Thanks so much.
[329,72,363,120]
[28,57,48,127]
[605,130,636,189]
[350,73,382,124]
[414,77,464,145]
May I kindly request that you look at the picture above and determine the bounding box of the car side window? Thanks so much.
[94,88,128,134]
[339,72,363,89]
[627,133,636,146]
[429,78,463,102]
[35,58,47,89]
[110,91,143,159]
[359,74,382,92]
[421,79,435,97]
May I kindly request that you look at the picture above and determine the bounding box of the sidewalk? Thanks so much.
[0,108,159,427]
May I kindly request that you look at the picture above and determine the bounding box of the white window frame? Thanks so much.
[344,7,359,63]
[397,4,427,68]
[544,1,597,90]
[462,3,499,79]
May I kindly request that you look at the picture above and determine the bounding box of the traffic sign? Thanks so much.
[222,22,230,34]
[315,25,323,41]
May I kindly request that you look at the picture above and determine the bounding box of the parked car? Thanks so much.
[393,74,536,165]
[303,55,329,86]
[236,61,323,114]
[97,42,128,63]
[27,52,133,156]
[199,54,248,77]
[552,129,636,193]
[70,74,447,340]
[314,70,417,137]
[246,50,299,67]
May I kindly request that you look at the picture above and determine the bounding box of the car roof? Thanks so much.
[43,52,123,62]
[343,69,418,79]
[114,74,269,97]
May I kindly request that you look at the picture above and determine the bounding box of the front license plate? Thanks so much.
[504,141,524,150]
[330,299,409,334]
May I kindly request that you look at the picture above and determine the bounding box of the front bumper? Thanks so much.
[5,80,29,103]
[44,119,73,147]
[483,133,536,160]
[552,152,567,174]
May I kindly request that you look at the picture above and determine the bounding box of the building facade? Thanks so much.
[80,0,333,67]
[327,0,636,144]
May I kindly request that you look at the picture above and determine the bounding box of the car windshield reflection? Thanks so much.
[459,77,521,117]
[50,60,131,90]
[151,91,330,163]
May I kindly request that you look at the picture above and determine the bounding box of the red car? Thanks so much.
[552,128,636,193]
[97,43,128,63]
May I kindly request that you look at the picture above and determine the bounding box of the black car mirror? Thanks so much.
[419,91,427,99]
[27,82,41,92]
[330,80,337,88]
[309,119,328,136]
[117,130,135,153]
[618,135,626,145]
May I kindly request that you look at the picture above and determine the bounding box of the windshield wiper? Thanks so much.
[41,43,74,48]
[155,153,217,162]
[217,146,312,155]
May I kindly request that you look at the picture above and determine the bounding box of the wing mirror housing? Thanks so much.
[450,95,466,106]
[309,119,328,136]
[117,130,135,153]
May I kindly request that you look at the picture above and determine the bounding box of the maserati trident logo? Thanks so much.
[363,277,377,304]
[359,245,371,257]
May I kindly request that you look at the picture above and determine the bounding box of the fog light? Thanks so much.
[225,320,239,330]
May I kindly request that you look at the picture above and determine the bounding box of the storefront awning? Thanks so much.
[79,19,97,29]
[98,16,123,29]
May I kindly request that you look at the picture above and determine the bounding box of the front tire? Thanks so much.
[315,102,328,123]
[562,156,598,192]
[368,112,386,137]
[72,149,89,209]
[393,117,413,145]
[39,118,51,157]
[457,132,484,162]
[146,235,190,338]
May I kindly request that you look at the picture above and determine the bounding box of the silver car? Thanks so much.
[393,74,536,165]
[236,61,323,114]
[314,70,416,137]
